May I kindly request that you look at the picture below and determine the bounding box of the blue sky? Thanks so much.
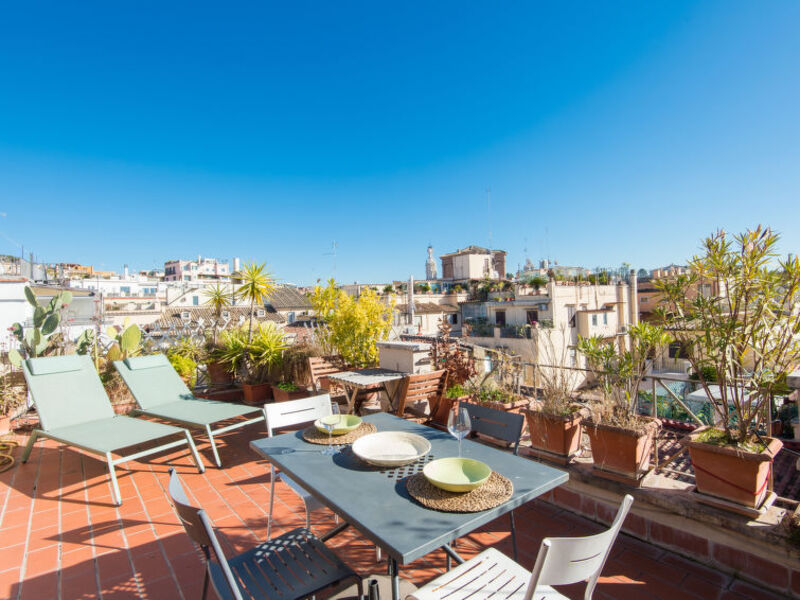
[0,1,798,284]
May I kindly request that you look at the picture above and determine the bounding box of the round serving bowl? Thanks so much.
[352,431,432,467]
[423,457,492,492]
[314,414,363,436]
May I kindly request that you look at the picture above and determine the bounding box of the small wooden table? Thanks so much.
[327,368,405,414]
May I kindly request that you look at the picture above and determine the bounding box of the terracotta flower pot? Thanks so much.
[0,415,11,436]
[271,385,311,403]
[484,399,530,412]
[523,409,583,464]
[431,395,468,427]
[242,382,272,405]
[586,420,659,482]
[686,431,783,509]
[206,360,234,386]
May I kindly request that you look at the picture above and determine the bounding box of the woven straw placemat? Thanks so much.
[405,471,513,513]
[302,422,377,445]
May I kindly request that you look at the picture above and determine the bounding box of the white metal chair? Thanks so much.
[264,394,334,539]
[168,468,361,600]
[409,494,634,600]
[264,393,382,561]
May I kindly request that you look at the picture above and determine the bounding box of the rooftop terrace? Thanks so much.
[1,422,794,600]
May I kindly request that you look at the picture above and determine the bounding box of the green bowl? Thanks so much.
[423,457,492,492]
[314,414,362,436]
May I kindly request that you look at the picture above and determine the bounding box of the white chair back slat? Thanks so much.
[264,393,333,436]
[525,494,634,600]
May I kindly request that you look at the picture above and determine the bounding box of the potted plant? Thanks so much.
[204,283,235,386]
[428,319,477,425]
[471,348,529,412]
[577,321,670,483]
[656,226,798,511]
[523,327,585,465]
[167,351,198,389]
[271,381,310,402]
[0,373,27,435]
[234,260,278,343]
[247,323,288,404]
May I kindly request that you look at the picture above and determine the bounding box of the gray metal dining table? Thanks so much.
[250,412,568,600]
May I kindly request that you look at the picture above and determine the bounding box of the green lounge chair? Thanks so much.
[114,354,267,468]
[21,354,205,506]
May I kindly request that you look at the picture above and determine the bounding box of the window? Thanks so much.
[450,313,458,325]
[591,314,598,326]
[192,296,199,306]
[288,311,296,323]
[526,310,538,325]
[641,297,649,304]
[603,313,608,325]
[668,342,688,358]
[495,310,506,326]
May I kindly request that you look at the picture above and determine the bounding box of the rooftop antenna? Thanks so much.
[487,187,492,249]
[544,226,550,263]
[323,240,338,279]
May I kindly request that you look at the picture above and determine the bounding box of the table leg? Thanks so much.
[345,385,359,414]
[320,522,350,542]
[441,544,465,565]
[388,557,400,600]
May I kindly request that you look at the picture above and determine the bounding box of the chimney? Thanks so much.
[628,269,638,326]
[233,257,241,273]
[124,264,129,279]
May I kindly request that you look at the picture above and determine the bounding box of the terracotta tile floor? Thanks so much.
[0,424,787,600]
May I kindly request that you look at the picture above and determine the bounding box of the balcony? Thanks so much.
[0,420,796,599]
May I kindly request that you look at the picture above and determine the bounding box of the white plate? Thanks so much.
[351,431,432,467]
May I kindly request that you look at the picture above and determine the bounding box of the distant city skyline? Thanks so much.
[1,1,798,285]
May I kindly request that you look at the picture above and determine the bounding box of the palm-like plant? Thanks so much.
[204,284,232,345]
[234,261,278,342]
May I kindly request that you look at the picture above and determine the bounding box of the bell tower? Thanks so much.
[425,245,437,280]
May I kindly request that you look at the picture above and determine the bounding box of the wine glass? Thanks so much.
[447,406,471,458]
[322,402,341,456]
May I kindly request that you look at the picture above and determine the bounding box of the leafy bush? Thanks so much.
[311,279,394,368]
[446,384,470,399]
[275,381,300,391]
[168,353,197,388]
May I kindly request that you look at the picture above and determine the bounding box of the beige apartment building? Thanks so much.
[463,275,639,386]
[440,246,507,281]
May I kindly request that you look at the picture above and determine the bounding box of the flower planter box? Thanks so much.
[271,385,311,403]
[206,360,234,387]
[686,430,783,511]
[523,408,583,465]
[242,382,272,405]
[585,419,659,484]
[483,399,530,413]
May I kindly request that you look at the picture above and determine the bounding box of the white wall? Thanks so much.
[0,281,31,352]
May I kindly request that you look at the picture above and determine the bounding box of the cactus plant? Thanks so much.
[8,287,73,367]
[105,320,143,362]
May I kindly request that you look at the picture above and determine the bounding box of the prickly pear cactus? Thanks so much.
[9,287,73,366]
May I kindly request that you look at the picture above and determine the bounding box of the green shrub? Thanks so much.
[168,353,197,388]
